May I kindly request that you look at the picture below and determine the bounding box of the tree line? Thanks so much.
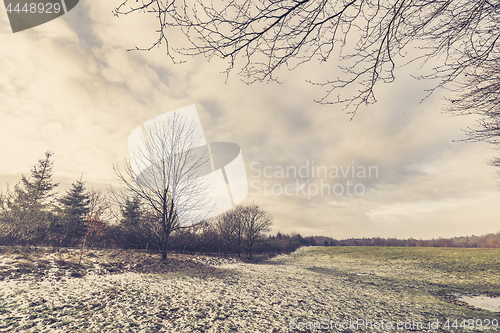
[0,152,309,257]
[307,233,500,248]
[1,152,498,257]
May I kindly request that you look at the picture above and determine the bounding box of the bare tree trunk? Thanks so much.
[161,217,172,260]
[162,236,168,260]
[79,237,86,265]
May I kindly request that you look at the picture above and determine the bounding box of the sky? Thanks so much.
[0,1,499,240]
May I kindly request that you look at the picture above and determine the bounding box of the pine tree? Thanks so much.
[56,179,90,244]
[0,151,59,244]
[19,151,59,207]
[59,179,90,219]
[120,197,142,228]
[119,196,149,248]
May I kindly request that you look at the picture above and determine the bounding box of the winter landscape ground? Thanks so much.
[0,246,499,332]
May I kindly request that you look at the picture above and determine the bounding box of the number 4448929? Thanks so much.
[5,3,61,14]
[444,318,499,330]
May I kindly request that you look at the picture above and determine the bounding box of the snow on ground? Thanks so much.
[0,247,496,332]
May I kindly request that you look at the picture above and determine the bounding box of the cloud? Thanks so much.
[0,2,498,239]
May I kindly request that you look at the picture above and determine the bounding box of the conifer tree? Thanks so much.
[59,179,90,220]
[55,178,90,244]
[0,152,58,244]
[120,197,142,228]
[20,151,59,207]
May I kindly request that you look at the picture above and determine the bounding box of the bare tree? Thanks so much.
[114,1,499,115]
[216,206,246,256]
[445,63,500,171]
[172,219,217,253]
[214,204,273,257]
[113,108,215,260]
[241,204,273,259]
[88,189,115,223]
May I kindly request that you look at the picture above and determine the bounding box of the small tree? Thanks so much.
[88,189,113,223]
[55,179,90,246]
[120,196,142,229]
[216,207,246,256]
[83,208,107,249]
[0,151,58,245]
[20,151,59,207]
[242,204,273,259]
[116,196,153,249]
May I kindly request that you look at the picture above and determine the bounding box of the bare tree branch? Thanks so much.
[114,0,500,116]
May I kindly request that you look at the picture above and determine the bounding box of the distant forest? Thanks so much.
[0,152,499,259]
[305,233,500,248]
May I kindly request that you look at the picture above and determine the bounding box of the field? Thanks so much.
[0,246,499,332]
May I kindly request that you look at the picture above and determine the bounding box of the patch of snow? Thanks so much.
[459,295,500,312]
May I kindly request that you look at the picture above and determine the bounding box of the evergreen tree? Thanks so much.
[0,151,58,244]
[59,179,90,219]
[120,197,142,228]
[19,151,59,207]
[118,197,156,249]
[54,178,90,244]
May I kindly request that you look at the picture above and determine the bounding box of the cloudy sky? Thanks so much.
[0,1,499,239]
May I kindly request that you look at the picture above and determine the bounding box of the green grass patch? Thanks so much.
[308,246,500,273]
[305,246,500,296]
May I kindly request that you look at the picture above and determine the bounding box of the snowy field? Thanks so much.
[0,247,498,332]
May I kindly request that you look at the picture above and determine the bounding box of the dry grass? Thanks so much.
[0,247,241,282]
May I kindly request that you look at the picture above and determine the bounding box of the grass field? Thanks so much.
[305,246,500,296]
[0,246,499,332]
